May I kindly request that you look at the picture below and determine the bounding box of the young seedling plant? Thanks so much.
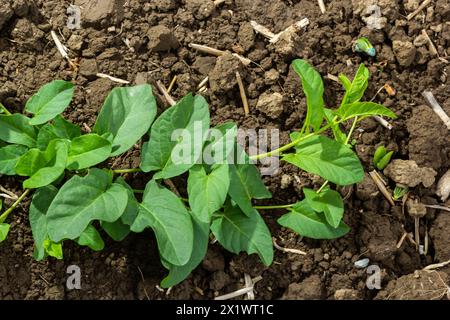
[0,59,396,287]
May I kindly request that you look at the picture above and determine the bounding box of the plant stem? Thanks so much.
[316,181,329,193]
[132,189,144,194]
[253,203,295,210]
[0,102,12,116]
[0,189,31,223]
[113,168,142,174]
[345,116,358,145]
[250,122,336,160]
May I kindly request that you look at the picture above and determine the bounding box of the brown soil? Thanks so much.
[1,0,450,300]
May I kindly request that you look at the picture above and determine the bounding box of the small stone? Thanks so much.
[404,0,420,12]
[392,40,416,67]
[280,174,293,189]
[413,34,428,47]
[354,258,370,269]
[436,169,450,202]
[79,59,98,80]
[264,69,280,85]
[67,35,84,51]
[384,159,437,188]
[256,92,284,119]
[147,25,179,52]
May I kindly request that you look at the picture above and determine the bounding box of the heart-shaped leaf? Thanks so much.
[46,168,128,242]
[94,84,157,156]
[67,134,112,170]
[0,114,38,147]
[25,80,75,125]
[0,145,28,175]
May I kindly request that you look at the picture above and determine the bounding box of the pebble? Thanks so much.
[354,258,370,269]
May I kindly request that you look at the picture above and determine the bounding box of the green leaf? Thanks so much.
[340,64,369,106]
[0,114,38,147]
[100,176,138,242]
[373,145,387,166]
[323,108,346,144]
[188,164,230,223]
[0,223,10,243]
[43,239,63,259]
[25,80,75,125]
[337,102,397,120]
[29,185,59,260]
[46,168,128,242]
[131,179,193,266]
[140,94,210,179]
[67,134,112,170]
[15,139,68,189]
[303,188,344,228]
[94,84,157,156]
[76,224,105,251]
[160,215,209,288]
[211,204,273,266]
[292,59,324,132]
[0,145,28,175]
[283,135,364,185]
[376,151,393,170]
[278,200,350,239]
[36,115,81,150]
[228,163,272,216]
[338,74,352,91]
[203,122,237,164]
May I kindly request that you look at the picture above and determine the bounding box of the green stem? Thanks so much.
[113,168,142,174]
[132,189,144,194]
[0,189,31,223]
[250,122,336,161]
[317,181,329,193]
[0,102,12,116]
[253,203,295,210]
[345,116,358,145]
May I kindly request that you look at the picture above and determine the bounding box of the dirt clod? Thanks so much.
[147,25,179,52]
[384,160,437,188]
[392,40,416,67]
[282,275,323,300]
[256,92,284,119]
[75,0,125,26]
[209,53,242,94]
[430,211,450,262]
[376,270,449,300]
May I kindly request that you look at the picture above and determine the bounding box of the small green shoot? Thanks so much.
[393,185,409,201]
[373,145,393,170]
[353,37,376,57]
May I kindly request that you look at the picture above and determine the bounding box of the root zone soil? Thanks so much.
[1,0,449,300]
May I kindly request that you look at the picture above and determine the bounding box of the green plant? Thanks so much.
[393,185,408,201]
[373,145,393,170]
[0,59,396,287]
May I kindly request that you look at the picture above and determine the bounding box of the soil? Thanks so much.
[1,0,450,300]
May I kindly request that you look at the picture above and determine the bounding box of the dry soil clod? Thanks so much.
[383,160,437,188]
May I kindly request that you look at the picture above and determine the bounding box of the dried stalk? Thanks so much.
[156,80,176,106]
[421,29,438,56]
[423,259,450,271]
[189,43,251,66]
[235,71,249,116]
[318,0,326,14]
[96,73,130,84]
[407,0,432,20]
[422,91,450,129]
[369,170,395,206]
[272,237,307,255]
[214,276,262,300]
